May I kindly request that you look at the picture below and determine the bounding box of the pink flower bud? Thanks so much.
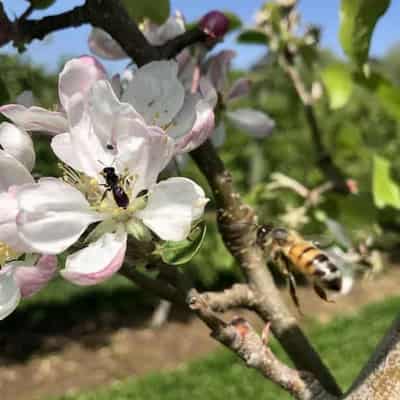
[199,11,230,39]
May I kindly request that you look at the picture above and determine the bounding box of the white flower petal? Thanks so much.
[14,255,57,298]
[226,108,275,138]
[61,230,127,286]
[15,90,35,107]
[167,93,197,139]
[59,56,107,112]
[88,28,127,60]
[227,78,251,102]
[175,97,215,154]
[0,123,35,171]
[0,104,68,135]
[205,50,236,93]
[138,177,208,241]
[122,60,184,127]
[0,265,20,320]
[0,150,33,192]
[116,118,175,196]
[16,178,102,254]
[89,80,143,148]
[144,12,185,45]
[0,190,32,253]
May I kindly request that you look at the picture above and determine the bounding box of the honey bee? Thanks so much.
[255,224,353,310]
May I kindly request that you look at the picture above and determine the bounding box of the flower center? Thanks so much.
[0,242,18,266]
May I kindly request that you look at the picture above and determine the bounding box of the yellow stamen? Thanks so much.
[0,242,18,266]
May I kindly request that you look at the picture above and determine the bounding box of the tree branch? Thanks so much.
[191,140,342,396]
[344,314,400,399]
[278,55,350,194]
[201,284,257,312]
[120,264,183,304]
[188,290,337,400]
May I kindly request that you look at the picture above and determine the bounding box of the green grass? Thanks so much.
[52,296,400,400]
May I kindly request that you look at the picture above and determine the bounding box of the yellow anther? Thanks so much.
[0,242,18,266]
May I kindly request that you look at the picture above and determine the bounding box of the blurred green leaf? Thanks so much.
[339,0,390,66]
[372,154,400,209]
[121,0,170,24]
[321,63,353,109]
[355,70,400,120]
[237,30,268,45]
[223,11,242,32]
[28,0,56,10]
[0,77,10,104]
[158,222,207,265]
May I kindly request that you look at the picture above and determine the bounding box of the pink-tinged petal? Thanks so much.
[0,264,20,320]
[226,108,275,138]
[0,123,35,171]
[14,255,57,298]
[122,60,184,128]
[58,56,107,112]
[16,178,102,254]
[0,150,33,192]
[88,28,127,60]
[116,118,175,196]
[0,104,68,135]
[198,77,218,108]
[138,177,208,241]
[227,78,252,102]
[61,231,127,286]
[175,97,215,154]
[205,50,236,93]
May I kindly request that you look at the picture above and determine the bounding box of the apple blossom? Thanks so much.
[0,141,57,320]
[15,94,208,285]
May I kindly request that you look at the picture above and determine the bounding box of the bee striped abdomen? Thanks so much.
[287,244,320,274]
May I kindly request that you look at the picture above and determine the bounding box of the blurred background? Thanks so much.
[1,1,400,399]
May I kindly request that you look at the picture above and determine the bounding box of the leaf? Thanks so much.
[355,70,400,120]
[121,0,170,24]
[372,155,400,209]
[321,63,353,109]
[237,30,268,45]
[158,222,207,265]
[223,11,242,32]
[0,77,10,105]
[29,0,56,10]
[339,0,390,66]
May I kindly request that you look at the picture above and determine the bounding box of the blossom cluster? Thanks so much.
[0,11,275,320]
[0,54,213,320]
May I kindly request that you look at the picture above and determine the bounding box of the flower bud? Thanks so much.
[199,11,229,39]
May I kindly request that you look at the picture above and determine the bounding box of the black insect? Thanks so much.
[101,167,130,208]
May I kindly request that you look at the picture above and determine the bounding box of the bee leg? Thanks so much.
[100,187,110,202]
[276,252,303,315]
[313,282,335,303]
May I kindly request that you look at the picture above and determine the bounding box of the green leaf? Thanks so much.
[321,63,353,109]
[372,155,400,209]
[354,70,400,120]
[29,0,56,10]
[223,11,242,32]
[0,77,10,105]
[158,222,207,265]
[121,0,170,24]
[237,29,268,45]
[339,0,390,66]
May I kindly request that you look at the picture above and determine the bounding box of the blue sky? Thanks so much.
[0,0,398,74]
